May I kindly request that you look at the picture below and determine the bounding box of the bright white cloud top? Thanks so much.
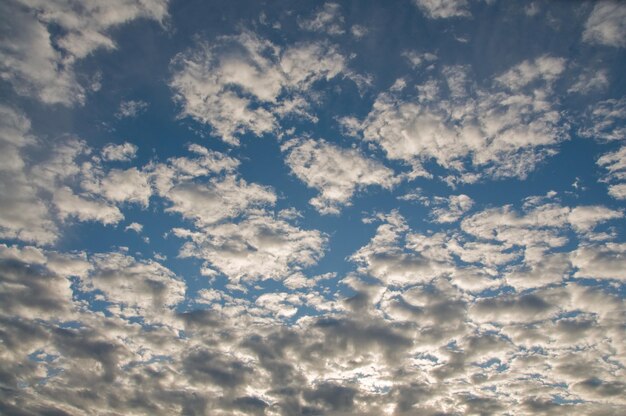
[1,1,626,415]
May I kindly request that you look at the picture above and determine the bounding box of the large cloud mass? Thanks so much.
[1,1,626,415]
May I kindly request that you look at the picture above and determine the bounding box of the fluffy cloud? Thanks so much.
[298,2,345,35]
[101,142,138,162]
[53,186,124,225]
[583,1,626,47]
[597,145,626,199]
[429,194,474,223]
[83,252,186,323]
[115,99,149,119]
[0,0,169,105]
[571,242,626,281]
[579,97,626,142]
[2,3,626,415]
[150,146,328,284]
[162,176,275,226]
[353,56,568,183]
[413,0,470,19]
[176,213,327,282]
[351,212,452,285]
[0,106,58,244]
[170,31,349,144]
[282,138,398,214]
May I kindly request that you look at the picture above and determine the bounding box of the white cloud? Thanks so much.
[568,68,609,95]
[84,252,185,324]
[430,194,474,223]
[583,1,626,47]
[97,168,152,207]
[579,97,626,142]
[0,0,169,105]
[571,242,626,281]
[597,145,626,200]
[176,213,327,282]
[53,186,124,225]
[350,25,368,39]
[351,212,452,286]
[461,202,622,249]
[357,55,568,182]
[413,0,470,19]
[170,31,349,145]
[161,176,276,226]
[494,55,566,90]
[0,106,57,244]
[299,3,345,35]
[505,252,570,290]
[101,142,138,162]
[115,100,149,119]
[402,51,438,69]
[282,138,398,214]
[124,222,143,233]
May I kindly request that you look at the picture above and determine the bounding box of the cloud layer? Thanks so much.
[1,1,626,415]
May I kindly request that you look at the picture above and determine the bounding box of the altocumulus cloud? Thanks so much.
[1,1,626,415]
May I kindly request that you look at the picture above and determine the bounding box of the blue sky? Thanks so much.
[1,0,626,414]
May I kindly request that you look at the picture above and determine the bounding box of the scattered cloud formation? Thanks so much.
[0,0,169,105]
[413,0,470,19]
[170,31,350,144]
[282,138,398,214]
[583,1,626,48]
[1,1,626,415]
[349,56,568,183]
[299,2,345,35]
[597,145,626,199]
[101,142,138,162]
[115,99,149,118]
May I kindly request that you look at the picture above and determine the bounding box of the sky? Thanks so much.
[1,0,626,415]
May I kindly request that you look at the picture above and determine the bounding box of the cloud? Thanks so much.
[354,55,568,182]
[2,3,626,415]
[91,167,152,207]
[298,3,345,35]
[413,0,470,19]
[351,212,452,286]
[583,1,626,47]
[124,222,143,233]
[115,100,149,119]
[568,68,609,95]
[597,145,626,199]
[0,0,169,105]
[83,252,186,324]
[176,213,327,282]
[571,242,626,281]
[282,138,398,214]
[430,194,474,223]
[161,176,276,226]
[54,186,125,225]
[101,142,138,162]
[579,97,626,142]
[170,31,349,144]
[0,106,58,244]
[494,55,566,90]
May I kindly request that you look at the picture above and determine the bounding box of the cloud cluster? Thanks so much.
[413,0,470,19]
[2,3,626,415]
[170,31,350,145]
[346,56,568,183]
[150,144,328,283]
[298,2,345,35]
[0,0,169,105]
[282,138,398,214]
[3,192,625,414]
[583,1,626,48]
